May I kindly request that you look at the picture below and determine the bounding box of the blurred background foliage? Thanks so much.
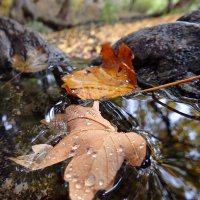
[0,0,199,33]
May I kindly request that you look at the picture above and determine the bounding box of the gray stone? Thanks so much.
[113,9,200,98]
[0,17,67,72]
[177,7,200,23]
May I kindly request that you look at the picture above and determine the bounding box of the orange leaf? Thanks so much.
[9,101,146,200]
[62,43,137,100]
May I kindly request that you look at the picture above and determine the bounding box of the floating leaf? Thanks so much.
[62,43,137,100]
[10,101,146,200]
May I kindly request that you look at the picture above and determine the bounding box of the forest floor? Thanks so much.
[46,14,182,59]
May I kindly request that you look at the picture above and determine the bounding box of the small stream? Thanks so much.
[0,60,199,200]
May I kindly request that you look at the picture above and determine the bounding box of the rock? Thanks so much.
[0,17,67,73]
[0,30,12,68]
[113,9,200,98]
[177,7,200,23]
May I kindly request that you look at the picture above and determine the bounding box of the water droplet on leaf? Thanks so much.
[77,196,84,200]
[85,174,95,187]
[86,122,92,126]
[85,188,91,193]
[139,144,145,149]
[92,152,97,158]
[98,179,104,186]
[117,146,123,153]
[75,183,82,189]
[86,147,93,155]
[72,176,78,182]
[73,135,79,139]
[69,150,76,157]
[65,173,72,180]
[72,144,80,150]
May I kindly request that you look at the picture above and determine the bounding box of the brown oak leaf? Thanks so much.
[10,101,146,200]
[62,43,137,100]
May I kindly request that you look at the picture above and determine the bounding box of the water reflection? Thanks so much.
[2,115,13,130]
[101,95,200,200]
[45,107,55,123]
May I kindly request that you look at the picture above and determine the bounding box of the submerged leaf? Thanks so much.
[10,102,146,200]
[62,43,137,100]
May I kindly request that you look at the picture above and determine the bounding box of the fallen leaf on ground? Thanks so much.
[62,43,137,100]
[12,47,48,73]
[9,101,146,200]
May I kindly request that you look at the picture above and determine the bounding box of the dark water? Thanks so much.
[0,62,199,200]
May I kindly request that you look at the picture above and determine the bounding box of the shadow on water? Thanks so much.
[0,60,199,200]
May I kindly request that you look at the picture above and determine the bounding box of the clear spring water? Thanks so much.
[0,62,199,200]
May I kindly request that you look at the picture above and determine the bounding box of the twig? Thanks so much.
[1,71,23,89]
[139,75,200,93]
[152,92,200,121]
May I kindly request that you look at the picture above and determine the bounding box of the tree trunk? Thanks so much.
[174,0,195,9]
[166,0,173,13]
[56,0,71,20]
[9,0,36,23]
[129,0,136,11]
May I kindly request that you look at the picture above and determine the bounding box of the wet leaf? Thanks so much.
[9,144,53,168]
[62,43,137,100]
[12,47,48,73]
[9,101,146,200]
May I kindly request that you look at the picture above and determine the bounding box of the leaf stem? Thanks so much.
[140,75,200,93]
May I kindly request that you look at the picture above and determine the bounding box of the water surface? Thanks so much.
[0,61,199,200]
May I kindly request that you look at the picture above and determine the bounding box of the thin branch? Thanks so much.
[152,92,200,121]
[139,75,200,93]
[1,71,23,89]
